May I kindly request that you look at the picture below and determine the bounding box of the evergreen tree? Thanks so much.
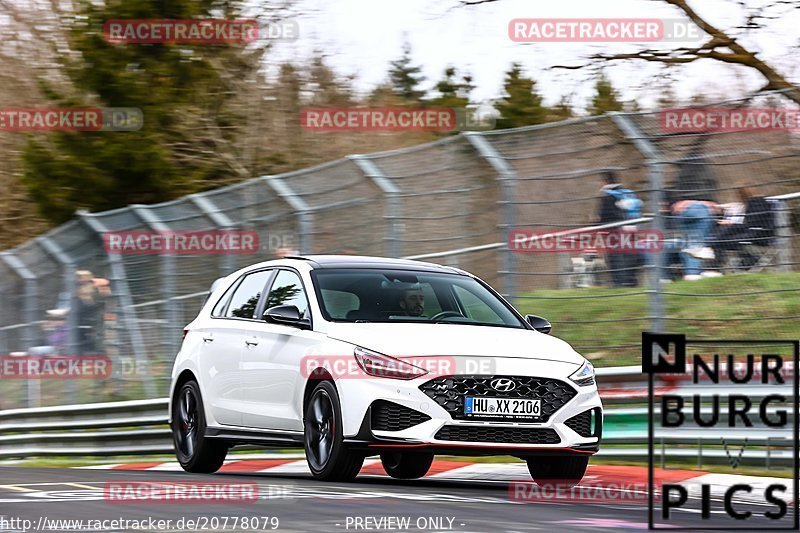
[21,0,260,223]
[547,94,575,122]
[387,40,426,102]
[588,73,624,115]
[307,53,353,106]
[367,83,402,105]
[495,63,547,129]
[270,63,304,168]
[431,66,473,108]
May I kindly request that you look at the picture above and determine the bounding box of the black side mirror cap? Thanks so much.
[263,305,310,329]
[525,314,552,334]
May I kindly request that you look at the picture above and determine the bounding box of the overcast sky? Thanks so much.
[267,0,800,112]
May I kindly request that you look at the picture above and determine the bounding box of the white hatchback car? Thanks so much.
[169,255,602,483]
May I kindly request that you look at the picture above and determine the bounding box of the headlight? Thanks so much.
[569,360,595,386]
[353,346,428,380]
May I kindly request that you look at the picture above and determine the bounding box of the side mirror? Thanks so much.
[263,305,310,329]
[525,314,552,334]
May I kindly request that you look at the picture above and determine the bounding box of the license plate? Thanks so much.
[464,397,541,418]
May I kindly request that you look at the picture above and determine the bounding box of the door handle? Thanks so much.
[202,336,214,343]
[245,339,259,347]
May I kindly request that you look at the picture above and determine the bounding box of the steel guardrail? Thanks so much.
[0,367,793,464]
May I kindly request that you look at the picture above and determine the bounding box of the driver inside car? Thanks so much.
[398,286,425,317]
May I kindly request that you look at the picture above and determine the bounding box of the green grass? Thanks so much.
[516,272,800,366]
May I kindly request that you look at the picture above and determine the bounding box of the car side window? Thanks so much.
[266,270,309,319]
[225,270,273,319]
[211,280,239,317]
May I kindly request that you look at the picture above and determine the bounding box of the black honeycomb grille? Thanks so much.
[371,400,431,432]
[434,425,561,444]
[565,410,594,437]
[419,375,577,422]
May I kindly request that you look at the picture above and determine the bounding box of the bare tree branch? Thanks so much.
[466,0,800,104]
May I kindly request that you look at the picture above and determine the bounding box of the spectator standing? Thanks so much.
[598,171,642,287]
[92,277,111,354]
[75,270,100,354]
[667,146,721,280]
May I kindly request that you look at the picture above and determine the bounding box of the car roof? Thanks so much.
[286,255,468,275]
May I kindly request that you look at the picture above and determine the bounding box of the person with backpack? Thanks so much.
[666,144,722,280]
[598,171,643,287]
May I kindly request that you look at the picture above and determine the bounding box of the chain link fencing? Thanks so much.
[2,89,800,409]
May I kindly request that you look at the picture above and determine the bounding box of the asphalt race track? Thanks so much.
[0,462,787,532]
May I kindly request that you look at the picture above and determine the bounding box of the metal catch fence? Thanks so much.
[2,89,800,409]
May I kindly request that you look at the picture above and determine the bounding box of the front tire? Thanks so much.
[526,455,589,487]
[171,379,227,473]
[380,452,434,479]
[304,381,364,481]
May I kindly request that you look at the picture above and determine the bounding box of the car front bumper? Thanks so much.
[336,356,603,455]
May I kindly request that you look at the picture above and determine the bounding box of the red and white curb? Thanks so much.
[78,453,500,479]
[75,454,794,505]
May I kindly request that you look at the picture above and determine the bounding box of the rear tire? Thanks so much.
[526,455,589,487]
[304,381,364,481]
[380,452,434,479]
[171,380,227,473]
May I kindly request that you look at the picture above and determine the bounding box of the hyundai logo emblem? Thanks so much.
[490,378,517,392]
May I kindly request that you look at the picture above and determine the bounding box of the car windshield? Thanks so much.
[312,268,525,328]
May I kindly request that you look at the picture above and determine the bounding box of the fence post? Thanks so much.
[463,132,518,302]
[36,237,77,355]
[264,176,314,254]
[349,155,402,258]
[78,211,155,398]
[0,252,40,407]
[131,206,181,361]
[0,283,6,355]
[774,200,791,273]
[36,237,78,404]
[189,193,238,276]
[697,437,703,469]
[611,114,666,333]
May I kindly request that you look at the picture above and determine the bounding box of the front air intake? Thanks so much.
[370,400,431,432]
